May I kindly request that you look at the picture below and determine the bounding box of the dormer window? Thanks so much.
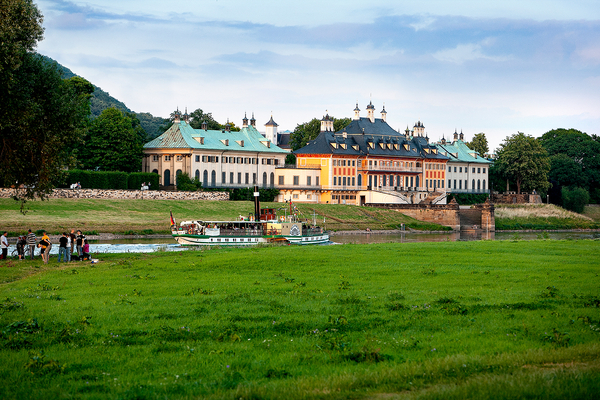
[331,142,338,149]
[424,148,430,154]
[352,145,359,151]
[379,142,385,149]
[194,137,205,145]
[220,139,229,146]
[394,144,399,150]
[432,149,438,154]
[387,143,392,150]
[404,144,410,151]
[260,140,271,148]
[340,143,347,149]
[368,142,374,149]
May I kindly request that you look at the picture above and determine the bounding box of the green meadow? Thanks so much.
[1,240,599,399]
[0,198,449,235]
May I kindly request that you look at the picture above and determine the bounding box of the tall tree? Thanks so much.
[1,0,91,204]
[494,132,550,194]
[539,128,600,202]
[79,108,145,172]
[290,117,351,151]
[188,108,221,130]
[465,133,489,156]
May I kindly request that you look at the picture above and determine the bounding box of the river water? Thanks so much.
[42,231,593,255]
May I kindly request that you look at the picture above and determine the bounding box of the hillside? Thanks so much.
[41,55,167,140]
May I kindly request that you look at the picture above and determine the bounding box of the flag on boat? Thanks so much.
[170,211,176,227]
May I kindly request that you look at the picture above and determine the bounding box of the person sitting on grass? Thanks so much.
[81,239,90,261]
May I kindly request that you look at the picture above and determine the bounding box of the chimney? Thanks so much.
[201,121,208,130]
[380,105,387,122]
[353,102,360,120]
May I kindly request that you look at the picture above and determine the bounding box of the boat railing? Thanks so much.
[302,227,324,235]
[218,228,265,237]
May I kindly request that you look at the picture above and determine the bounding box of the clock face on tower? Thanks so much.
[290,224,300,236]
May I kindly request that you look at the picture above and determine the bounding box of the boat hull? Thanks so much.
[172,232,330,246]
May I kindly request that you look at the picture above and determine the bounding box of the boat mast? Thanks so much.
[253,185,260,222]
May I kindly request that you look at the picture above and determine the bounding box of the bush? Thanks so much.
[562,187,590,213]
[230,188,280,202]
[447,193,489,205]
[176,173,202,191]
[128,172,159,190]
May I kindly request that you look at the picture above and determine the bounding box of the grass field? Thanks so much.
[495,204,600,231]
[0,198,449,235]
[0,240,599,399]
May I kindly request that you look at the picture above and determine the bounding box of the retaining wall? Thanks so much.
[0,188,229,201]
[366,201,461,230]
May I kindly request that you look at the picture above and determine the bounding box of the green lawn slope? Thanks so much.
[0,240,598,399]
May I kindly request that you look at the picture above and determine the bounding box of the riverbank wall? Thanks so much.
[0,188,229,201]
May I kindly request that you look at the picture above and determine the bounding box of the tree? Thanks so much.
[189,108,221,130]
[561,186,590,213]
[494,132,550,194]
[540,128,600,202]
[290,117,351,151]
[0,0,44,85]
[465,133,489,157]
[79,108,145,172]
[1,0,91,205]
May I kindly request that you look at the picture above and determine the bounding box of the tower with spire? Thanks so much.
[264,115,278,144]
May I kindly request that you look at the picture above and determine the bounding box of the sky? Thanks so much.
[35,0,600,152]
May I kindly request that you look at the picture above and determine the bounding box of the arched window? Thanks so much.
[211,170,216,187]
[163,169,171,186]
[195,169,200,180]
[203,170,208,186]
[152,169,158,175]
[483,180,486,190]
[263,172,267,188]
[472,179,475,191]
[477,180,481,190]
[176,169,182,177]
[357,174,362,188]
[415,176,420,188]
[270,172,275,188]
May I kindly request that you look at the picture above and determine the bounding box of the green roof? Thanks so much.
[436,140,491,164]
[144,121,288,154]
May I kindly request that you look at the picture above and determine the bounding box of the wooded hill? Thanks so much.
[41,55,167,140]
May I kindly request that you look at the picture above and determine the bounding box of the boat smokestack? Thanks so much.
[253,185,260,222]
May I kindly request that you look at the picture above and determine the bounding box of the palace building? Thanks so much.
[143,110,288,188]
[277,101,450,205]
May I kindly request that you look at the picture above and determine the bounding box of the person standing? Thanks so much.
[40,231,51,264]
[58,233,69,263]
[1,232,8,260]
[76,230,86,257]
[69,229,76,257]
[17,235,26,260]
[26,229,36,260]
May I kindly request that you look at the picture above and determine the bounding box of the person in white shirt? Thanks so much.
[1,232,9,260]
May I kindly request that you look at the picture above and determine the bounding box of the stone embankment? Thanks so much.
[0,188,229,201]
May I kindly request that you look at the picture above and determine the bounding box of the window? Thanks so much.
[238,172,242,184]
[307,176,311,186]
[278,176,284,185]
[223,157,228,164]
[222,172,226,184]
[454,179,457,189]
[195,169,200,180]
[448,166,451,172]
[293,176,299,186]
[448,179,451,188]
[230,172,234,184]
[333,177,337,185]
[472,168,475,173]
[195,155,200,162]
[245,173,249,184]
[343,177,346,186]
[253,173,256,184]
[316,176,319,186]
[352,160,355,166]
[477,167,481,174]
[454,166,457,173]
[153,155,159,161]
[165,155,171,161]
[176,155,183,162]
[483,168,486,173]
[352,177,355,186]
[293,194,299,199]
[459,167,462,173]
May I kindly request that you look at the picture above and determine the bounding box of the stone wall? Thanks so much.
[492,193,542,204]
[366,199,461,230]
[0,188,229,201]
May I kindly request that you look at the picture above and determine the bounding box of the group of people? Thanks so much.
[2,229,90,264]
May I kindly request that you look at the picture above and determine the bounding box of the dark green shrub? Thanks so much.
[447,193,489,205]
[230,188,279,202]
[176,173,202,191]
[562,187,590,213]
[105,171,128,189]
[128,172,159,190]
